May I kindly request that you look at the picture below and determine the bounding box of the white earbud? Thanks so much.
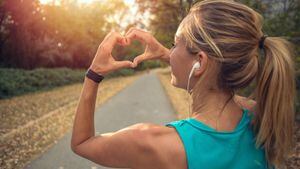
[188,62,201,80]
[187,61,201,93]
[187,61,201,118]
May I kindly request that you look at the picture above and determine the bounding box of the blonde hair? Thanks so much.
[178,0,296,168]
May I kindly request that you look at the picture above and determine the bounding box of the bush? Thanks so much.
[0,67,138,99]
[134,60,162,71]
[0,67,86,99]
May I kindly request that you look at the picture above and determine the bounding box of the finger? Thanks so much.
[125,29,150,45]
[126,32,147,46]
[110,31,127,46]
[125,27,135,37]
[124,28,135,45]
[133,54,146,67]
[125,27,147,36]
[114,60,135,69]
[102,31,126,51]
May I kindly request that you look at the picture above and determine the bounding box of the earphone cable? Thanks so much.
[187,73,193,118]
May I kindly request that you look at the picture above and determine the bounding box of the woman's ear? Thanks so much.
[194,51,207,77]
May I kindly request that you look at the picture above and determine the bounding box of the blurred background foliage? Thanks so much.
[0,0,299,69]
[0,0,299,111]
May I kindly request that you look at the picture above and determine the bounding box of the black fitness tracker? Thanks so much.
[85,68,104,83]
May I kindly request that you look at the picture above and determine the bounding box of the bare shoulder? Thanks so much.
[127,122,175,134]
[134,123,187,169]
[135,122,180,139]
[130,122,181,146]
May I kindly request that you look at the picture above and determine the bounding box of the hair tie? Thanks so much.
[259,34,268,49]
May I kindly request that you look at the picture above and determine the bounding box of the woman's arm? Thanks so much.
[70,76,98,149]
[71,75,156,168]
[70,30,157,168]
[71,31,134,148]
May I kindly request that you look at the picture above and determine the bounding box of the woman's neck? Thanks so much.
[191,88,240,118]
[190,89,244,131]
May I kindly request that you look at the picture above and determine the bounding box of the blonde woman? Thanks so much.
[71,0,296,169]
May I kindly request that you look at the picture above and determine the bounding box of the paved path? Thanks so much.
[25,71,177,169]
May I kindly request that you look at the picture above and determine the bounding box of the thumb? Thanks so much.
[114,60,135,69]
[133,54,145,67]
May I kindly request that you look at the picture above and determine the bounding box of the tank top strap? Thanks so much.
[165,119,186,127]
[242,107,256,125]
[164,119,192,169]
[247,109,255,119]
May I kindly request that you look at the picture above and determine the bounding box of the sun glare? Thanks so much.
[39,0,134,5]
[40,0,97,4]
[38,0,145,31]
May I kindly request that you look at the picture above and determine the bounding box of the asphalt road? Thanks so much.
[25,71,177,169]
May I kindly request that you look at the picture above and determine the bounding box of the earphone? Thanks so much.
[188,62,201,80]
[187,61,201,93]
[187,61,201,118]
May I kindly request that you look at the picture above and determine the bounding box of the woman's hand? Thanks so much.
[124,27,171,66]
[89,31,135,76]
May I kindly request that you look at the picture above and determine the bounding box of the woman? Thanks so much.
[71,0,296,169]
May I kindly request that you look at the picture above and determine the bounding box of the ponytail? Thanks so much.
[253,37,296,168]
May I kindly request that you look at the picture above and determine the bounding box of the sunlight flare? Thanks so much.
[39,0,134,5]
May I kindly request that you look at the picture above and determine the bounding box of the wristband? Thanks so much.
[85,68,104,83]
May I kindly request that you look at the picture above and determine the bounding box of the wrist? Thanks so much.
[160,47,170,64]
[85,68,105,84]
[89,65,109,76]
[84,76,100,86]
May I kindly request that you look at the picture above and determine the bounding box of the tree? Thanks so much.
[0,0,132,69]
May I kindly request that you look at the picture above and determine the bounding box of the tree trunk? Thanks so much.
[187,0,194,12]
[179,0,185,20]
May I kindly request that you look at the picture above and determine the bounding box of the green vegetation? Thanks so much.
[0,68,83,99]
[0,67,145,99]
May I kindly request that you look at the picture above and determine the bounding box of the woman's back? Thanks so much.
[164,108,269,169]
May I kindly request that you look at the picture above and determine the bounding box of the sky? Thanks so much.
[38,0,148,32]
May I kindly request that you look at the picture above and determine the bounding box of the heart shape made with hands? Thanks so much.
[114,29,157,68]
[111,28,164,68]
[91,29,166,76]
[111,36,145,68]
[124,28,170,68]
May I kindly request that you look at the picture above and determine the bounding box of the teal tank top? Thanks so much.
[165,108,273,169]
